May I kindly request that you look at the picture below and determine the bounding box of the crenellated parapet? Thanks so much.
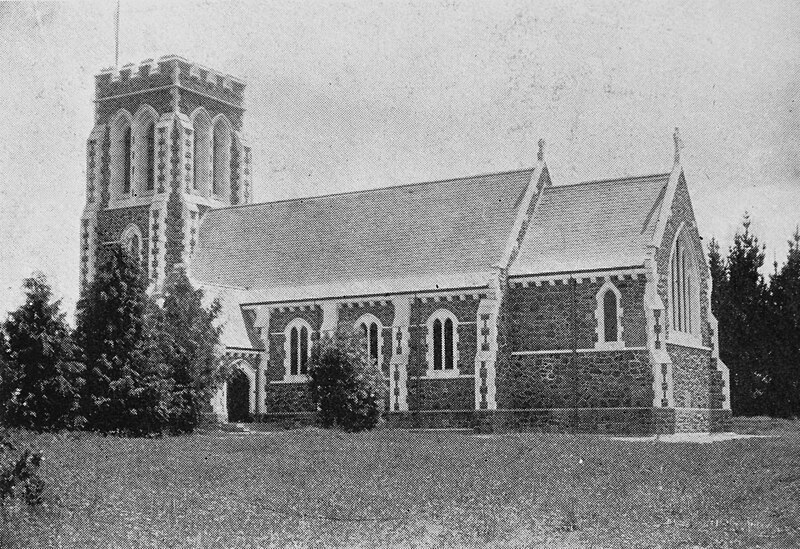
[96,55,244,111]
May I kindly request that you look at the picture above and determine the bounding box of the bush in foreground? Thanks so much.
[0,429,44,506]
[307,336,385,432]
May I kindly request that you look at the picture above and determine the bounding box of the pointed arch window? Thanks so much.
[132,106,158,195]
[123,126,132,194]
[604,291,618,342]
[145,121,155,191]
[191,109,212,195]
[284,318,312,380]
[110,110,133,199]
[426,309,459,376]
[355,314,383,367]
[120,224,143,265]
[669,226,701,340]
[212,116,232,200]
[595,281,624,349]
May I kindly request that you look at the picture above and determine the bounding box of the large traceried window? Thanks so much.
[426,309,459,376]
[355,314,382,367]
[669,226,701,340]
[284,318,311,379]
[595,281,624,349]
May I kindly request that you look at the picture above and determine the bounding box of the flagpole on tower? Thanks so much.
[114,0,120,68]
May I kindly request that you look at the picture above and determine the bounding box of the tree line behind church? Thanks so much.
[0,247,226,436]
[710,214,800,418]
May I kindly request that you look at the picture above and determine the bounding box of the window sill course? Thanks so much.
[420,370,472,380]
[666,332,710,351]
[594,341,625,351]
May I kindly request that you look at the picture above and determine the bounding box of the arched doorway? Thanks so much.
[226,368,251,422]
[210,358,257,423]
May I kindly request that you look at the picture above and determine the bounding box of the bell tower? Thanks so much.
[79,55,252,294]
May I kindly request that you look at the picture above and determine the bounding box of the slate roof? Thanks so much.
[192,169,534,300]
[200,284,261,350]
[508,173,669,276]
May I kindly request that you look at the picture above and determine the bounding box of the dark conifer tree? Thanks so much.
[720,214,770,416]
[0,274,84,430]
[74,246,170,435]
[767,228,800,417]
[707,237,727,318]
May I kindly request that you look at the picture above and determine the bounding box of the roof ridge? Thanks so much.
[209,167,536,212]
[551,172,670,191]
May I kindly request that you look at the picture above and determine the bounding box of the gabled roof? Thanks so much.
[509,173,669,276]
[200,284,261,350]
[192,169,535,300]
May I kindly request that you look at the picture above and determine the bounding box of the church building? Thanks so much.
[80,56,731,434]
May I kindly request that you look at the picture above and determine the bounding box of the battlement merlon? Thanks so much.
[95,54,246,110]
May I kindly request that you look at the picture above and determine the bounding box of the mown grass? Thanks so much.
[2,420,798,548]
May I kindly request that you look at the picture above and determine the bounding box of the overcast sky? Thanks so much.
[1,0,799,319]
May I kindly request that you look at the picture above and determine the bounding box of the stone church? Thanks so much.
[80,56,731,434]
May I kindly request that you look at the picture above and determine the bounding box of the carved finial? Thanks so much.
[673,127,684,165]
[537,138,545,162]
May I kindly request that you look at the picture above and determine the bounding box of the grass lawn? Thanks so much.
[2,418,799,548]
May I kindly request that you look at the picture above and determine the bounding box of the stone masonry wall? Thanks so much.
[262,306,322,414]
[668,344,712,409]
[164,120,185,276]
[475,407,676,435]
[497,350,653,409]
[95,90,174,125]
[260,296,484,415]
[406,296,481,411]
[95,206,150,280]
[668,343,729,432]
[508,275,647,351]
[337,301,395,375]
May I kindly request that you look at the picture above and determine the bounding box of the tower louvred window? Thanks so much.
[123,126,132,194]
[192,109,212,194]
[212,116,232,198]
[146,122,155,191]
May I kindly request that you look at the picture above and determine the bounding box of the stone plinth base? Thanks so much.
[248,407,730,434]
